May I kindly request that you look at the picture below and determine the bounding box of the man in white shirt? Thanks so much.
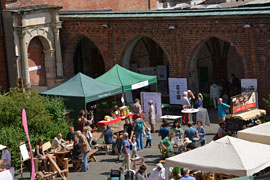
[181,91,191,124]
[149,163,165,180]
[0,145,11,168]
[51,133,65,150]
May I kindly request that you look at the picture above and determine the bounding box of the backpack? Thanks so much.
[136,120,144,131]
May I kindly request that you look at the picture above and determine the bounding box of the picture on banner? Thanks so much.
[140,92,162,116]
[241,79,257,93]
[231,91,256,113]
[168,78,188,105]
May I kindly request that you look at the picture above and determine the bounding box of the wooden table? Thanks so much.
[49,151,70,167]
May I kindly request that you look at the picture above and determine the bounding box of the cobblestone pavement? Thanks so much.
[16,108,219,180]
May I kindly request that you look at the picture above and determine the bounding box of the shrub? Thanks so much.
[0,88,70,168]
[263,95,270,122]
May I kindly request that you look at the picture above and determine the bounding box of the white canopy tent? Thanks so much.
[165,136,270,177]
[238,122,270,145]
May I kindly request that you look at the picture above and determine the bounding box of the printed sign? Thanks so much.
[20,144,30,161]
[132,80,149,90]
[141,92,162,115]
[241,79,257,93]
[168,78,188,105]
[231,91,256,114]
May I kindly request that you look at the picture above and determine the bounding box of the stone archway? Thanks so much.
[73,37,105,78]
[121,36,170,100]
[189,37,243,96]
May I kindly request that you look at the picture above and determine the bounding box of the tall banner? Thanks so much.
[141,92,162,116]
[231,91,256,114]
[22,109,35,180]
[168,78,187,105]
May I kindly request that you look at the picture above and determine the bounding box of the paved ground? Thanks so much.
[16,108,219,180]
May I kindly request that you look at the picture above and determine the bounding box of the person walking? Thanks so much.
[134,114,148,150]
[132,98,143,121]
[148,100,156,133]
[77,130,91,172]
[145,128,152,148]
[120,132,131,171]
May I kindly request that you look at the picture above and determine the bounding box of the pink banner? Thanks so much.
[22,109,35,180]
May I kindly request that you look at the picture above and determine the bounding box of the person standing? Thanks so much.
[135,165,147,180]
[134,114,148,150]
[181,91,191,125]
[171,120,183,144]
[159,132,175,158]
[184,122,198,143]
[148,100,156,133]
[217,98,230,123]
[123,117,134,141]
[131,137,139,158]
[159,123,170,140]
[180,168,196,180]
[195,93,203,108]
[120,132,131,171]
[145,128,152,148]
[132,99,143,114]
[187,90,195,108]
[210,82,222,109]
[196,120,206,146]
[149,163,165,180]
[77,110,87,131]
[77,130,91,172]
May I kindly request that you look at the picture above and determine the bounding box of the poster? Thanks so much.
[168,78,188,105]
[157,65,167,80]
[140,92,162,116]
[241,79,257,92]
[231,91,256,113]
[20,143,30,161]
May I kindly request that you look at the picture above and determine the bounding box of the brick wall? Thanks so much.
[60,16,270,107]
[0,28,7,90]
[28,37,46,86]
[5,0,157,11]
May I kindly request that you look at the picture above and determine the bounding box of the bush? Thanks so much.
[0,88,71,168]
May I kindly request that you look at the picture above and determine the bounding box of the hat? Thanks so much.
[0,145,7,150]
[184,138,192,144]
[156,163,164,168]
[148,100,153,104]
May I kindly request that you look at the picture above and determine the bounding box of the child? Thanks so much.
[131,137,139,158]
[145,128,151,148]
[115,133,122,162]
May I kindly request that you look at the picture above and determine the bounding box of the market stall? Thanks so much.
[165,136,270,179]
[96,64,157,93]
[238,121,270,145]
[40,73,123,128]
[226,91,266,132]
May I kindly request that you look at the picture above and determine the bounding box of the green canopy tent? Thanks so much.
[96,64,157,96]
[40,72,122,128]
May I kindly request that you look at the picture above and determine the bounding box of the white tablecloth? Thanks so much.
[196,108,210,126]
[0,167,14,180]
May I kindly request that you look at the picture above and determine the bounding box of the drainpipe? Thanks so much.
[0,1,10,89]
[148,0,151,10]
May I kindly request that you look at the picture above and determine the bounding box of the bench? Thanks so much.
[72,149,98,170]
[33,141,52,171]
[92,144,112,154]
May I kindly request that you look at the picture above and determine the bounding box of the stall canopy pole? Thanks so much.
[121,93,125,106]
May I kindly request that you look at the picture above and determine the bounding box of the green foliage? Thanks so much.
[0,88,71,168]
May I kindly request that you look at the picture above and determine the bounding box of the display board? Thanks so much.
[20,143,30,161]
[241,79,257,92]
[157,65,167,80]
[231,91,256,114]
[168,78,188,105]
[140,92,162,116]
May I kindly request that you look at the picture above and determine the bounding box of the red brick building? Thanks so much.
[1,0,270,107]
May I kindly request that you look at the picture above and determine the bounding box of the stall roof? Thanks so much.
[166,136,270,177]
[40,72,122,103]
[238,122,270,145]
[96,64,157,93]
